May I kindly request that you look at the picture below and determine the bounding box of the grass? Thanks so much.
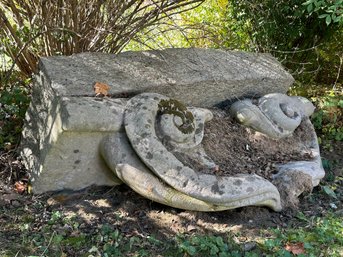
[1,208,342,256]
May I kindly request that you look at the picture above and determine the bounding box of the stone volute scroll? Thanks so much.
[101,93,282,212]
[229,93,324,207]
[99,92,325,211]
[229,93,315,139]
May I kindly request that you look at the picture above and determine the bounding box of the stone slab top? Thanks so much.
[38,48,294,107]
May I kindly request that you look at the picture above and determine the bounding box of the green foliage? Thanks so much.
[178,0,250,49]
[289,84,343,142]
[259,214,343,256]
[125,0,250,51]
[229,0,343,84]
[2,205,343,257]
[176,234,239,256]
[303,0,343,25]
[310,89,343,142]
[321,185,338,199]
[231,0,328,50]
[0,78,30,150]
[128,0,343,86]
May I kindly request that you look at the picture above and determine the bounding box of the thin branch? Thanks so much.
[333,54,342,90]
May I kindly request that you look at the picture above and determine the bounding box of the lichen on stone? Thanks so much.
[158,99,195,134]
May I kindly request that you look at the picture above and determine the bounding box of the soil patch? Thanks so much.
[202,109,314,179]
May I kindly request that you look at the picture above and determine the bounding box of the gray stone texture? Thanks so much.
[101,133,281,211]
[100,133,229,212]
[39,48,294,107]
[229,94,315,139]
[274,119,325,187]
[124,93,282,210]
[21,48,294,198]
[33,132,122,193]
[21,71,126,193]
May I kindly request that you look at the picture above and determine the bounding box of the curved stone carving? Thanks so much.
[100,92,324,212]
[229,93,315,139]
[274,118,325,187]
[101,134,237,211]
[229,93,325,207]
[123,93,281,210]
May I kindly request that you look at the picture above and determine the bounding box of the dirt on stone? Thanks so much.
[202,109,315,180]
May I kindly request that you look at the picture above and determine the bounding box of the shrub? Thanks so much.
[0,0,204,77]
[0,77,30,150]
[230,0,343,84]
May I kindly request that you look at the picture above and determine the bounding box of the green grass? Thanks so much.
[259,213,343,257]
[1,207,341,257]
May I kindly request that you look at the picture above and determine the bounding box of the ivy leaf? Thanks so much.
[302,0,314,6]
[325,15,332,25]
[322,185,337,199]
[307,3,313,13]
[318,13,329,18]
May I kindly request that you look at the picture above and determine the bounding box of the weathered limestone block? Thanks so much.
[33,132,121,193]
[21,48,295,194]
[23,49,323,212]
[21,95,126,193]
[38,48,294,107]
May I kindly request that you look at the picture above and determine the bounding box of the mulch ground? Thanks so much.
[202,108,314,179]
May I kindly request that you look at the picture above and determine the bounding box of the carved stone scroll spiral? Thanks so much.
[123,93,282,210]
[229,93,315,139]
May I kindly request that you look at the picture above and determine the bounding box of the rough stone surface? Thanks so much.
[124,93,282,210]
[101,133,280,211]
[22,48,294,194]
[274,119,325,186]
[39,48,294,107]
[20,87,126,193]
[32,132,122,194]
[61,97,127,132]
[229,93,315,139]
[22,48,320,209]
[101,133,229,211]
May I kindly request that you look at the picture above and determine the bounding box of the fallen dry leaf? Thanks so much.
[93,82,110,96]
[285,242,306,255]
[14,181,27,194]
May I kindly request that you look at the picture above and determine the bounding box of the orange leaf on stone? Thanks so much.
[14,181,27,194]
[285,242,305,255]
[94,82,110,96]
